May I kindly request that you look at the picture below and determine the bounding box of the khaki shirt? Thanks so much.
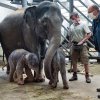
[68,22,91,43]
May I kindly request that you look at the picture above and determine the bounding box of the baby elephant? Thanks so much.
[49,48,69,89]
[8,49,39,85]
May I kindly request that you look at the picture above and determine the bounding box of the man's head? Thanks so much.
[88,5,99,20]
[70,12,80,24]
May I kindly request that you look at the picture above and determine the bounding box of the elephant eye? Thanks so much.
[42,21,47,26]
[42,18,48,25]
[39,19,46,26]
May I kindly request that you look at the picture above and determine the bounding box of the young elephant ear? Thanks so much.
[23,6,37,25]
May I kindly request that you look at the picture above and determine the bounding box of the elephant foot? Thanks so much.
[17,80,24,85]
[33,74,45,82]
[63,84,69,89]
[9,78,14,82]
[49,80,52,85]
[9,75,14,82]
[49,80,57,88]
[51,83,57,89]
[33,77,45,82]
[32,78,38,82]
[17,76,24,85]
[38,78,45,82]
[24,77,33,83]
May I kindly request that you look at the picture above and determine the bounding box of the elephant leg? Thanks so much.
[24,67,34,83]
[49,70,54,85]
[33,70,40,82]
[16,65,24,85]
[36,59,45,82]
[16,71,24,85]
[48,63,54,85]
[13,71,18,83]
[51,68,58,88]
[60,67,69,89]
[48,55,58,88]
[33,70,39,81]
[7,63,10,74]
[4,50,11,74]
[17,74,24,85]
[9,60,16,82]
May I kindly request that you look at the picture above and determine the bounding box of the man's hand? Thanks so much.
[77,41,84,45]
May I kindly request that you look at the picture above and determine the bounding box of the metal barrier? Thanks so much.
[73,6,92,23]
[91,0,100,7]
[0,0,99,63]
[0,2,17,10]
[78,0,88,8]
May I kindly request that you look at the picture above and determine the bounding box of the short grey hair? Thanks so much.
[70,12,79,19]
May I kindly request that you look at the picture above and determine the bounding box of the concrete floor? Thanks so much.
[0,63,100,100]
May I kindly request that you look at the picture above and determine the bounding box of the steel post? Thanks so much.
[69,0,73,25]
[22,0,27,8]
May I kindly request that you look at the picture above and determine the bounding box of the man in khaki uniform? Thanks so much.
[68,12,92,83]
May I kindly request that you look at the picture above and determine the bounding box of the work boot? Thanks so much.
[85,73,91,83]
[69,72,77,81]
[97,58,100,64]
[97,88,100,92]
[98,95,100,99]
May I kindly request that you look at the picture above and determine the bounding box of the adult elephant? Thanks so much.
[0,1,63,81]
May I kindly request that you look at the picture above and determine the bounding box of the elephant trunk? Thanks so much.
[40,5,62,81]
[44,31,61,81]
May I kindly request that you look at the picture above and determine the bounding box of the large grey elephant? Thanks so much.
[0,1,63,81]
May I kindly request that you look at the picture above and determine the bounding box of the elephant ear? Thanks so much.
[23,6,37,25]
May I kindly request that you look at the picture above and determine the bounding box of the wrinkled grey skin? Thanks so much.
[0,1,63,82]
[36,1,63,81]
[49,48,69,89]
[8,49,39,85]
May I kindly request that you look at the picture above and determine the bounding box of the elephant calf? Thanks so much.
[8,49,39,85]
[48,48,69,89]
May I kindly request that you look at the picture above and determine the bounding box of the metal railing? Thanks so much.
[91,0,100,7]
[0,0,99,62]
[55,0,98,59]
[73,6,92,23]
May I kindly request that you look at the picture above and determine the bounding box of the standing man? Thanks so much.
[68,12,92,83]
[88,5,100,63]
[88,4,100,98]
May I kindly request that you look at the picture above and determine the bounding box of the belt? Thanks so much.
[72,41,78,45]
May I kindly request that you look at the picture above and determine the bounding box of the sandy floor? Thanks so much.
[0,62,100,100]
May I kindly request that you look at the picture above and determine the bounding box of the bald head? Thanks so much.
[88,5,99,13]
[88,5,99,19]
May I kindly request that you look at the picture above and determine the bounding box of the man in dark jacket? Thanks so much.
[88,4,100,99]
[88,5,100,63]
